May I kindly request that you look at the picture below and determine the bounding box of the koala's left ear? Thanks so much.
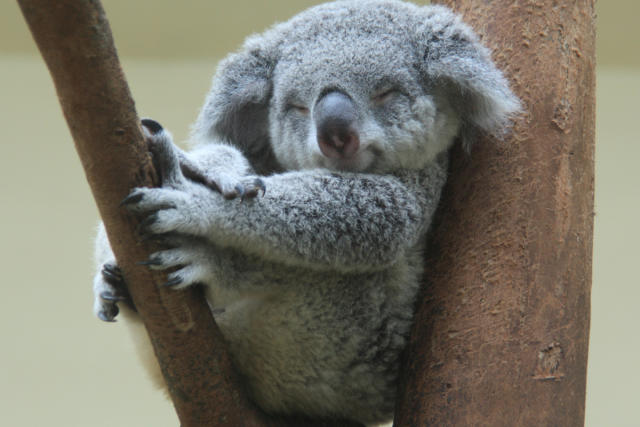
[191,34,280,174]
[416,6,521,148]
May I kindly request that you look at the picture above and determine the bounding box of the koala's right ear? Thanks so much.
[191,37,279,174]
[416,6,521,150]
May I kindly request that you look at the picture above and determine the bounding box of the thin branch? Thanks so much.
[394,0,595,425]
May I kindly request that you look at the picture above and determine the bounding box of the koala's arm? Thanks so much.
[127,135,447,272]
[202,167,444,271]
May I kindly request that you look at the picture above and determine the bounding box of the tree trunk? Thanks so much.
[394,0,595,426]
[17,1,361,426]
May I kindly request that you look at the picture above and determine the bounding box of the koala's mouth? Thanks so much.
[318,143,381,173]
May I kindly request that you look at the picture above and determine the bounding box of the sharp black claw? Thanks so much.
[137,214,158,234]
[101,267,124,284]
[255,178,266,196]
[240,178,266,201]
[100,291,128,302]
[137,258,162,266]
[102,269,124,285]
[141,118,164,135]
[97,309,117,322]
[120,192,144,206]
[163,277,183,288]
[102,263,122,276]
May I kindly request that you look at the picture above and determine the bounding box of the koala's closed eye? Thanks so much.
[372,88,401,105]
[372,86,410,109]
[285,101,310,115]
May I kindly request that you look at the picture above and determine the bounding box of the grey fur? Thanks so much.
[92,1,519,424]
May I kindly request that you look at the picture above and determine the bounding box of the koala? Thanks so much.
[92,1,519,424]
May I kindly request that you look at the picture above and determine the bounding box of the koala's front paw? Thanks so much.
[142,118,265,201]
[93,263,135,322]
[180,156,266,200]
[138,235,218,289]
[121,185,211,239]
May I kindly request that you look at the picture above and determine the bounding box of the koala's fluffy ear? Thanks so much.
[416,6,521,149]
[191,35,280,174]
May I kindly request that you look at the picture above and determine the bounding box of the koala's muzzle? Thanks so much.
[314,91,360,159]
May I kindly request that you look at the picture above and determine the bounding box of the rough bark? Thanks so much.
[17,1,362,426]
[394,1,595,426]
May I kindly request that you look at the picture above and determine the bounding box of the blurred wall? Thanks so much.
[0,1,638,426]
[2,0,638,67]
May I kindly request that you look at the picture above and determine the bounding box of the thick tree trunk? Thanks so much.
[17,1,361,426]
[394,0,595,426]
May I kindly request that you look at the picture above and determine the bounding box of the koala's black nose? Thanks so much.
[314,91,360,159]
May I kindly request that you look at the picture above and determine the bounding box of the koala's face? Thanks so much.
[194,1,520,175]
[268,13,461,173]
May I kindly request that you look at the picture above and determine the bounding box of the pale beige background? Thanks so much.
[0,1,637,426]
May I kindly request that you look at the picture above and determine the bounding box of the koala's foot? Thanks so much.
[93,262,135,322]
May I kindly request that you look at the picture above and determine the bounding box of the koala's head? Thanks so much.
[192,0,520,174]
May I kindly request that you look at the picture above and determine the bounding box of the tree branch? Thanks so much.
[394,0,595,425]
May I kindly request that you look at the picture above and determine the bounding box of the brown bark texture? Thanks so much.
[394,0,595,426]
[18,1,362,426]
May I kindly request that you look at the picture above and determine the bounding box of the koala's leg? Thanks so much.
[92,223,135,322]
[92,222,167,392]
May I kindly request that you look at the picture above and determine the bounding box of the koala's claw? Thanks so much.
[141,118,163,135]
[99,290,129,302]
[163,277,184,288]
[101,263,124,285]
[97,308,118,323]
[223,178,267,200]
[243,178,267,199]
[137,257,163,266]
[133,236,218,290]
[137,213,158,235]
[120,192,145,206]
[96,291,120,322]
[94,263,135,322]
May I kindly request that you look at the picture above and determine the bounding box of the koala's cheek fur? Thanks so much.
[268,101,314,170]
[379,95,460,171]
